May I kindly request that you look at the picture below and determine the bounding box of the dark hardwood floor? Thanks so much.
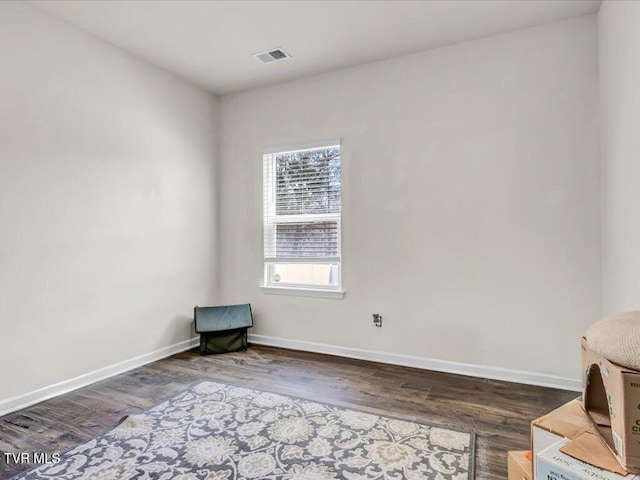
[0,344,577,479]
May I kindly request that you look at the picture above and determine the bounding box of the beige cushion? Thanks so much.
[587,311,640,371]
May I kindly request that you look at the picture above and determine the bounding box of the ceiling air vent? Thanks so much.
[252,47,291,64]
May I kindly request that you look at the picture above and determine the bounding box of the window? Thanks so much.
[263,141,342,297]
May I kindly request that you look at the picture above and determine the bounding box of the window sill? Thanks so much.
[260,286,345,299]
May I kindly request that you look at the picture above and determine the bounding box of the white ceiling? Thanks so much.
[31,0,601,96]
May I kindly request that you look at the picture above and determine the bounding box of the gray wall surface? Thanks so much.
[218,15,601,381]
[599,1,640,317]
[0,2,219,401]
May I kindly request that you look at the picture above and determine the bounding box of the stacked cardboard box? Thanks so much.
[538,439,637,480]
[581,337,640,473]
[508,450,533,480]
[508,337,640,480]
[531,399,635,480]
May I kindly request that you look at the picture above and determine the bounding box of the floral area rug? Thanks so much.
[13,381,475,480]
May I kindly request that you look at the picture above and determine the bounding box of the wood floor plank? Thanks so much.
[0,345,577,479]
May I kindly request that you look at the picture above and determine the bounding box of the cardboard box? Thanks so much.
[508,451,532,480]
[532,399,628,476]
[537,439,639,480]
[582,336,640,473]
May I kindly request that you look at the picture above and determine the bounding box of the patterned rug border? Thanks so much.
[8,379,476,480]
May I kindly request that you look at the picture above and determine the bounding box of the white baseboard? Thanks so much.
[248,334,582,392]
[0,337,200,417]
[1,333,580,418]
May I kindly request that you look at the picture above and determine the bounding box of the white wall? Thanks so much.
[599,1,640,316]
[219,15,601,382]
[0,2,218,402]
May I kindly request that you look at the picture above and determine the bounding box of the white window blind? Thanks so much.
[263,142,341,290]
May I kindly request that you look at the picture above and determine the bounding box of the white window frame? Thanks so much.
[261,139,344,299]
